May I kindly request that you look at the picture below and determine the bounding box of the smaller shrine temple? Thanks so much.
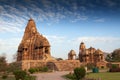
[79,42,107,68]
[68,50,76,60]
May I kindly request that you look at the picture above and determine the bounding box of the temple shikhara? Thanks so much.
[17,19,107,70]
[17,19,53,61]
[79,42,107,68]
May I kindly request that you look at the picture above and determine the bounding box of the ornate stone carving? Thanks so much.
[17,19,53,61]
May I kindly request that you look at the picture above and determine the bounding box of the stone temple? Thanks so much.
[17,18,53,61]
[79,42,107,68]
[17,19,80,70]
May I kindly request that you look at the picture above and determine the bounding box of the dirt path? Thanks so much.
[33,71,70,80]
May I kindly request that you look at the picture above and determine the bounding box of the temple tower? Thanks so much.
[68,50,76,60]
[17,19,52,61]
[79,42,86,62]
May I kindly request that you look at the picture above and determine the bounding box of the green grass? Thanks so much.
[0,76,15,80]
[64,72,120,80]
[0,75,36,80]
[87,72,120,80]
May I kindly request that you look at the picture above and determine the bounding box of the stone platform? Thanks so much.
[19,60,80,71]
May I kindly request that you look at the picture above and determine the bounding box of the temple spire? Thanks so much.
[22,18,38,41]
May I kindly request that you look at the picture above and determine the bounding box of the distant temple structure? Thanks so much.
[79,42,107,68]
[68,50,76,60]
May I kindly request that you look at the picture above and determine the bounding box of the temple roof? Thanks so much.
[18,19,50,51]
[69,50,76,55]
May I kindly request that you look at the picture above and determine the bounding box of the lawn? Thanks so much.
[87,72,120,80]
[0,75,36,80]
[0,76,15,80]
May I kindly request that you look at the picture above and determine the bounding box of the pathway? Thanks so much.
[33,71,70,80]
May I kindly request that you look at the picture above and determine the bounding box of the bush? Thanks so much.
[28,68,36,74]
[109,68,120,72]
[7,62,21,73]
[28,66,49,74]
[41,66,48,72]
[111,64,118,69]
[74,67,86,80]
[109,64,120,72]
[38,66,48,72]
[2,74,8,79]
[13,70,27,80]
[64,73,76,80]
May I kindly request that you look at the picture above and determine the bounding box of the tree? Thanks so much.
[106,54,112,62]
[111,49,120,62]
[0,55,7,72]
[12,53,17,62]
[7,62,21,72]
[106,49,120,62]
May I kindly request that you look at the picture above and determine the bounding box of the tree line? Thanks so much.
[106,48,120,62]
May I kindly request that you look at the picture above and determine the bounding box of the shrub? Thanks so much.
[13,70,27,80]
[64,73,76,80]
[28,66,49,74]
[2,74,8,79]
[111,64,118,69]
[109,68,120,72]
[42,66,48,72]
[109,64,120,72]
[39,66,48,72]
[74,67,86,80]
[28,68,36,74]
[7,62,21,73]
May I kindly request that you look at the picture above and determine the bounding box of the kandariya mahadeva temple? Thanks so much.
[17,18,53,61]
[17,19,107,71]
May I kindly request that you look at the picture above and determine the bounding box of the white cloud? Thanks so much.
[70,12,88,23]
[71,15,88,23]
[45,35,66,44]
[0,0,90,32]
[94,18,105,22]
[0,18,24,33]
[0,5,28,33]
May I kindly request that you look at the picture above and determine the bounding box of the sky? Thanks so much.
[0,0,120,62]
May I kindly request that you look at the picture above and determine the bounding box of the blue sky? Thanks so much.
[0,0,120,62]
